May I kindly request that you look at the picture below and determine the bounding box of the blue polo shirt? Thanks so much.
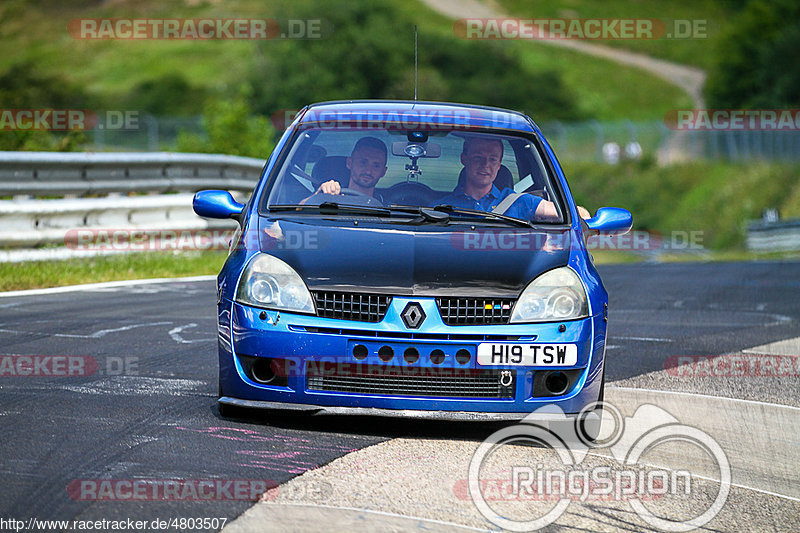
[437,184,543,220]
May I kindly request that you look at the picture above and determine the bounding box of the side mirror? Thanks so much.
[193,190,245,220]
[585,207,632,235]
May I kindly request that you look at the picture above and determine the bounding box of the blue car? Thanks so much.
[193,100,632,420]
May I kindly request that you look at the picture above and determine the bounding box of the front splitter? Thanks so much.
[219,396,581,421]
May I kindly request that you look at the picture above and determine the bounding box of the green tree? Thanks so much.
[706,0,800,108]
[249,0,581,121]
[176,89,275,158]
[0,62,90,151]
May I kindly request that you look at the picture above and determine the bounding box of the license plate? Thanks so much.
[477,343,577,366]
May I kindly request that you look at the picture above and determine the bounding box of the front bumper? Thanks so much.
[218,296,607,416]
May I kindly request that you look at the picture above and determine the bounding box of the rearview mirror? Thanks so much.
[193,190,244,220]
[391,142,441,158]
[585,207,632,235]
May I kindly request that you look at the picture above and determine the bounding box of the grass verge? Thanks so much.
[0,251,227,292]
[1,248,798,293]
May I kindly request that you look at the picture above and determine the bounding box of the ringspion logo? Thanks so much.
[467,402,730,531]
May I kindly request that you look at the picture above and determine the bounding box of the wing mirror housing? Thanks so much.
[193,190,245,221]
[584,207,633,235]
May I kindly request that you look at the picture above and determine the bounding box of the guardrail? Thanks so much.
[0,151,264,196]
[0,151,264,261]
[747,218,800,252]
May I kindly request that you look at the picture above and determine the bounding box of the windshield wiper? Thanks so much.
[431,204,534,228]
[270,202,394,217]
[269,203,532,227]
[383,205,451,224]
[271,203,450,225]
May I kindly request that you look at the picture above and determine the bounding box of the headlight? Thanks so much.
[510,267,589,323]
[235,254,315,313]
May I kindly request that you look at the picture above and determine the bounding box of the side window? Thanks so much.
[501,140,520,184]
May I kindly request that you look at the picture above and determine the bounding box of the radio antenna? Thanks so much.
[414,25,418,101]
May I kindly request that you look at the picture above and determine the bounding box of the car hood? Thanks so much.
[257,217,572,297]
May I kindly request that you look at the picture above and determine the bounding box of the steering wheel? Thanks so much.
[305,189,384,207]
[339,187,372,198]
[385,181,438,206]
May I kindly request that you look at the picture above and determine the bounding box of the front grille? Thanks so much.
[288,325,525,341]
[437,297,515,325]
[306,362,515,399]
[312,291,391,322]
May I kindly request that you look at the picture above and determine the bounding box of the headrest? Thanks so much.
[311,155,349,187]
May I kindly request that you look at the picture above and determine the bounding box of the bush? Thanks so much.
[124,74,207,116]
[565,159,800,249]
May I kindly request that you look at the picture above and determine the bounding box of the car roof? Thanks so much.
[297,100,538,133]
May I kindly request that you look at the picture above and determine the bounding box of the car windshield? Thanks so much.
[264,126,565,224]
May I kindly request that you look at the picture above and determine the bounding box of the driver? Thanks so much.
[438,137,591,220]
[303,136,388,204]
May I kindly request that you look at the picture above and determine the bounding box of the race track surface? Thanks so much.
[1,261,798,531]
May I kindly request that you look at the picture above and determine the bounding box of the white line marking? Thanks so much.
[60,377,205,396]
[168,323,215,344]
[57,321,172,339]
[0,321,172,339]
[742,336,800,356]
[585,450,800,503]
[0,275,215,298]
[255,502,496,532]
[611,386,800,411]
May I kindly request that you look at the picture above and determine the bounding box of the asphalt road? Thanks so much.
[0,261,798,532]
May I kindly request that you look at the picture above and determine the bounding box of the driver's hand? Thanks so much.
[577,206,591,219]
[317,180,341,195]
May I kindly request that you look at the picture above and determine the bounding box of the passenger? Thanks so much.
[438,137,591,220]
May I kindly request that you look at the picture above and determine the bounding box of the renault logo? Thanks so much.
[401,302,426,329]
